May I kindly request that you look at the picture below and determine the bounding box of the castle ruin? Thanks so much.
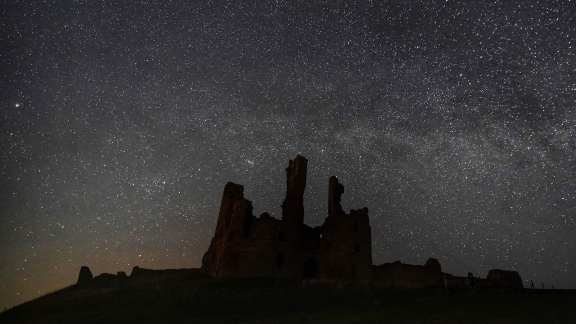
[74,155,524,290]
[201,155,523,289]
[201,155,372,282]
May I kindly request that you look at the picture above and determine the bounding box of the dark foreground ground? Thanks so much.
[1,276,575,324]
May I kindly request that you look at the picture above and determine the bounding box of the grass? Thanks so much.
[1,277,575,323]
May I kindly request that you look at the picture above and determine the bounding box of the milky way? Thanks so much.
[1,0,575,309]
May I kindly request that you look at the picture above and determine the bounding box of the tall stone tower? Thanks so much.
[320,176,372,281]
[281,155,308,226]
[201,182,254,277]
[328,176,345,218]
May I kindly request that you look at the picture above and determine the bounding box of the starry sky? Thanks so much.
[1,0,576,310]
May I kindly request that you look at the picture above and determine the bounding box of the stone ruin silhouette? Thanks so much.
[202,155,372,282]
[76,155,523,290]
[200,155,523,289]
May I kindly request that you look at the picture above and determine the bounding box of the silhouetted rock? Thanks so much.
[76,266,93,285]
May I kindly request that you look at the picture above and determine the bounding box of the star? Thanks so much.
[1,0,574,311]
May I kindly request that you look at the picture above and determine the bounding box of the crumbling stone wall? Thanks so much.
[201,155,373,282]
[200,155,523,289]
[319,177,372,281]
[372,258,444,288]
[485,269,524,289]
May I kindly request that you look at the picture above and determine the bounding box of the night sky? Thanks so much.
[2,0,576,310]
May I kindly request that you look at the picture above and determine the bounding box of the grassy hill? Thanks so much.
[1,272,575,323]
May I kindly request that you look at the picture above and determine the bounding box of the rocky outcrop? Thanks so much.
[76,266,93,285]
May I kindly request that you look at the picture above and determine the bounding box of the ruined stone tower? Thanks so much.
[320,176,372,281]
[201,155,373,282]
[282,155,307,226]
